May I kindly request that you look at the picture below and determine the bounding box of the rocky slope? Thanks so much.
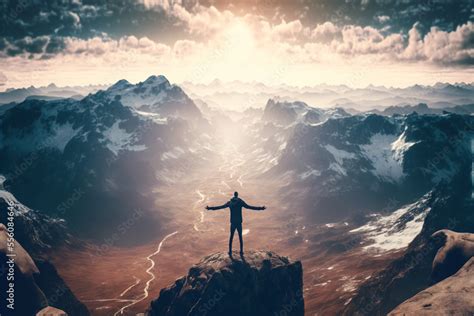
[0,177,69,255]
[0,178,88,315]
[0,224,88,316]
[343,188,474,315]
[147,251,304,316]
[388,257,474,315]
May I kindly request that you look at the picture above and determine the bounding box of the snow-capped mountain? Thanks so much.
[0,75,210,241]
[102,75,203,121]
[254,100,473,222]
[262,99,350,126]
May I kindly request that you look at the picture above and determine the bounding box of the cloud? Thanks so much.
[4,36,50,56]
[171,4,234,36]
[140,0,183,11]
[0,0,472,89]
[400,22,474,65]
[64,36,171,57]
[421,22,474,65]
[272,20,308,42]
[333,25,404,55]
[376,15,390,23]
[63,11,81,29]
[311,22,340,42]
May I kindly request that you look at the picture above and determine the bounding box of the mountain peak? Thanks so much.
[143,75,169,86]
[109,79,131,90]
[147,250,303,316]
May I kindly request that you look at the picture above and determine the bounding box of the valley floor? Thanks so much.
[52,138,402,315]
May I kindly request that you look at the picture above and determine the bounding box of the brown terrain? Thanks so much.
[50,136,402,315]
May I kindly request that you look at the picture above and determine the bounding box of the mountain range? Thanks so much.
[0,76,211,242]
[0,75,472,315]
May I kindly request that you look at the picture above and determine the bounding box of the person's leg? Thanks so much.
[229,223,236,255]
[237,223,243,254]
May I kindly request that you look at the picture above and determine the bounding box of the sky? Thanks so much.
[0,0,473,89]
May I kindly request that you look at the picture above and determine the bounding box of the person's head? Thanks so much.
[234,191,238,198]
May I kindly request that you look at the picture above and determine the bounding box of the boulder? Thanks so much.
[36,306,68,316]
[430,230,474,282]
[147,250,304,316]
[389,257,474,315]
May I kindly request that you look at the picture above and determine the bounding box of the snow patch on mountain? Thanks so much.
[299,168,322,180]
[135,110,168,123]
[50,123,81,152]
[325,145,356,165]
[391,130,417,161]
[324,144,355,175]
[361,133,404,182]
[102,121,147,154]
[0,187,30,215]
[351,196,431,251]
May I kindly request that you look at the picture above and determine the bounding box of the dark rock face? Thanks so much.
[0,187,69,256]
[343,190,474,316]
[389,257,474,315]
[147,251,304,316]
[0,225,89,316]
[34,259,90,316]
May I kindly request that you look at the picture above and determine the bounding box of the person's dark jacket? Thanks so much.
[207,197,264,223]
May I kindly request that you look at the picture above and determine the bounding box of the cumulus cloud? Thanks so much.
[400,22,474,65]
[64,36,171,57]
[140,0,183,11]
[421,22,474,65]
[333,25,404,55]
[311,22,340,42]
[171,4,234,36]
[272,20,308,42]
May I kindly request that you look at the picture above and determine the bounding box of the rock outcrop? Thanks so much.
[343,192,474,315]
[0,224,89,316]
[430,230,474,282]
[147,250,304,316]
[389,257,474,315]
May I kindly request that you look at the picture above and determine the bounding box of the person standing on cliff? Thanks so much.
[206,191,266,256]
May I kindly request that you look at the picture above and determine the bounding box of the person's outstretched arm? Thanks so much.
[242,200,266,211]
[205,202,229,211]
